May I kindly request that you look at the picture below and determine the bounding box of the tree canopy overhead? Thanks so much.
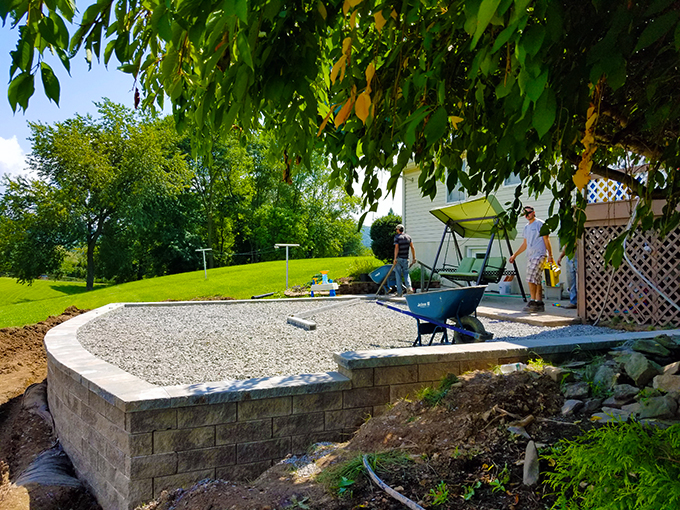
[3,0,680,258]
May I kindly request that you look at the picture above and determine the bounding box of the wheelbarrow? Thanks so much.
[377,285,493,346]
[368,264,398,295]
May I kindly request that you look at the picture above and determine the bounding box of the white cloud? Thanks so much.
[0,136,28,178]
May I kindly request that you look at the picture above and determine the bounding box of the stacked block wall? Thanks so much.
[45,303,672,510]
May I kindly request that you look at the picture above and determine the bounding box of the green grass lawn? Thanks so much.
[0,256,381,328]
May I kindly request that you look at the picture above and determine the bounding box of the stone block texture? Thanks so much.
[46,303,641,510]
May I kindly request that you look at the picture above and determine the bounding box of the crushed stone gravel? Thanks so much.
[76,299,620,386]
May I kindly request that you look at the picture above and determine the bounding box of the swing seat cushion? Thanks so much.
[439,256,506,283]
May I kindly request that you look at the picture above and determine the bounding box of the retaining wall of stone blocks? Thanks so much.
[45,302,677,510]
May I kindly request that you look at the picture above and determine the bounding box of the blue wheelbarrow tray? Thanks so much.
[369,264,397,287]
[403,285,486,322]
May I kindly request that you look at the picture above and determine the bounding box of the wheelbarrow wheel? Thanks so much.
[453,315,488,344]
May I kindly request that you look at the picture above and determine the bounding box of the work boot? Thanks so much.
[522,300,538,312]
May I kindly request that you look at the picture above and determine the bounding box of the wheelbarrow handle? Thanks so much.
[375,263,396,296]
[375,300,482,340]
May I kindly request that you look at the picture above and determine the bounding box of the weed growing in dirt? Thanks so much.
[461,480,482,501]
[317,450,411,497]
[429,481,450,507]
[285,495,310,509]
[486,463,510,493]
[543,421,680,509]
[527,357,548,371]
[636,388,661,403]
[416,373,459,407]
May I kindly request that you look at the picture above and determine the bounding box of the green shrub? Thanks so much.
[409,266,440,284]
[543,421,680,509]
[369,213,402,262]
[346,258,383,278]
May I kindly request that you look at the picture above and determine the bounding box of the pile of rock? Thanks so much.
[548,334,680,424]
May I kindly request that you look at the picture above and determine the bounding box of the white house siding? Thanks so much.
[402,164,561,294]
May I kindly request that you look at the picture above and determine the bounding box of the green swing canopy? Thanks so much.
[429,195,517,240]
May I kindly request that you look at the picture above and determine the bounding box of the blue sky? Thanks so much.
[0,25,140,178]
[0,24,401,221]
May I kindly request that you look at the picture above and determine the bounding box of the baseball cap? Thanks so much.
[396,224,404,231]
[523,206,535,216]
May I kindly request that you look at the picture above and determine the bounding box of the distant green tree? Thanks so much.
[0,100,189,289]
[370,213,402,262]
[0,177,71,283]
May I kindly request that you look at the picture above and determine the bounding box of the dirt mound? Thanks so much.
[0,306,85,406]
[0,306,99,510]
[138,370,589,510]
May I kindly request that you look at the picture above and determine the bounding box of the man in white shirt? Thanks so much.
[508,206,554,312]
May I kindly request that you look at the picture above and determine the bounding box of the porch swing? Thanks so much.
[425,196,528,301]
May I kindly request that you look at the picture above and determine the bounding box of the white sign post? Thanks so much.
[274,243,300,289]
[195,248,212,279]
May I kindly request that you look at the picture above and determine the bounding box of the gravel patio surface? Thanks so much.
[76,299,619,386]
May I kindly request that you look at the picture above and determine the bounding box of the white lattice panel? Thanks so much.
[584,225,680,326]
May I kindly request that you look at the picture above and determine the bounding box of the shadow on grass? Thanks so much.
[48,284,101,296]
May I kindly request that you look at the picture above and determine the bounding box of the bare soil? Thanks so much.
[0,308,595,510]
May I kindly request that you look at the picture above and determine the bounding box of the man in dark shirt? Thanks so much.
[393,224,416,297]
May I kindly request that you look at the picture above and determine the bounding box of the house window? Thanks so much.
[504,173,521,186]
[446,162,467,203]
[466,248,488,258]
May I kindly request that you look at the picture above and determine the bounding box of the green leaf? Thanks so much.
[424,107,448,147]
[491,24,518,53]
[8,72,35,112]
[40,62,60,104]
[38,17,59,46]
[472,0,502,49]
[236,32,253,69]
[157,12,173,42]
[520,24,545,57]
[495,74,516,99]
[50,12,70,47]
[604,232,626,267]
[532,88,555,138]
[234,65,249,100]
[225,0,248,23]
[634,10,680,52]
[525,69,548,102]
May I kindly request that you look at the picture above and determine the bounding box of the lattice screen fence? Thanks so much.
[584,225,680,326]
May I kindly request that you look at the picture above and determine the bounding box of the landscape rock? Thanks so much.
[582,398,604,414]
[602,384,639,407]
[613,384,640,401]
[638,395,678,419]
[507,426,531,440]
[625,353,662,387]
[621,402,643,416]
[663,360,680,375]
[593,362,619,391]
[602,396,623,408]
[653,373,680,393]
[561,400,584,415]
[632,339,671,357]
[543,366,572,383]
[654,334,680,351]
[523,441,540,486]
[591,407,631,423]
[563,382,590,399]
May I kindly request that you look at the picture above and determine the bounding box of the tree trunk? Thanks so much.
[86,238,96,291]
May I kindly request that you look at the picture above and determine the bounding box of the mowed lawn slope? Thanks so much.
[0,256,378,328]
